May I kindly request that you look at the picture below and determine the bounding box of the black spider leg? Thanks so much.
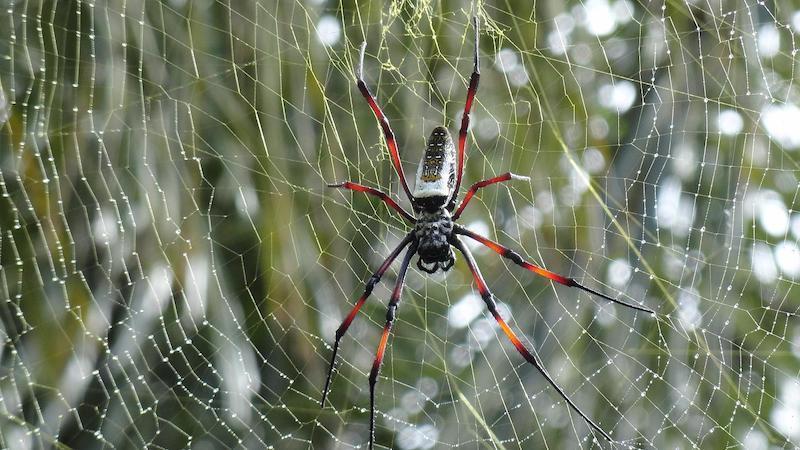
[328,182,415,223]
[451,237,615,443]
[369,241,418,450]
[453,172,530,220]
[356,41,416,207]
[454,225,655,314]
[448,16,481,211]
[320,233,415,408]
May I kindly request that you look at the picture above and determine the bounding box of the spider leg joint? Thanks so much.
[504,249,524,265]
[481,291,497,312]
[386,304,397,322]
[365,275,380,295]
[368,368,379,387]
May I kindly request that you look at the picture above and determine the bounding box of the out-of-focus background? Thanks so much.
[1,0,800,448]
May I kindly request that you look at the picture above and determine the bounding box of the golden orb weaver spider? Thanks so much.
[322,17,655,449]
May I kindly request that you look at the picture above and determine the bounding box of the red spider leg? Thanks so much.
[368,242,418,450]
[453,172,530,220]
[448,16,481,210]
[328,182,415,223]
[356,41,415,204]
[320,233,415,408]
[452,237,614,443]
[455,226,654,314]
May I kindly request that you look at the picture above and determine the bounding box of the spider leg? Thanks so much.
[448,16,481,210]
[356,41,415,204]
[320,233,415,408]
[452,237,614,443]
[369,242,418,450]
[328,181,415,223]
[455,225,655,314]
[453,172,530,219]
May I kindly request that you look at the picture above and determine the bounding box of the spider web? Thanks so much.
[1,0,799,448]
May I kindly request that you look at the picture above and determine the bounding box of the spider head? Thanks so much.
[413,127,456,211]
[415,209,456,273]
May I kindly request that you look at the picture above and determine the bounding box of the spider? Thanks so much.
[321,17,654,448]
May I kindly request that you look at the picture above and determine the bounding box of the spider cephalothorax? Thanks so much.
[414,208,455,273]
[322,17,655,450]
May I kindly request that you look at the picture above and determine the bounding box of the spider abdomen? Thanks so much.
[414,209,455,273]
[412,127,456,211]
